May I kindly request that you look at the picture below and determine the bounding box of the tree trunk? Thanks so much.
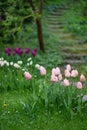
[36,18,45,52]
[84,7,87,16]
[29,0,45,52]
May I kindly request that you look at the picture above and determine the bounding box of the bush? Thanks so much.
[0,0,33,44]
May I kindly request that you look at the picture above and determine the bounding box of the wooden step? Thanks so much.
[53,7,69,11]
[64,59,86,64]
[58,34,75,38]
[48,24,64,29]
[49,11,65,15]
[47,6,69,12]
[62,53,87,58]
[47,15,63,19]
[48,28,67,33]
[59,38,83,44]
[47,18,63,22]
[47,21,65,25]
[62,53,87,61]
[61,47,87,51]
[58,39,82,44]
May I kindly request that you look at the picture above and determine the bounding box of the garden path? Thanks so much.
[46,5,87,64]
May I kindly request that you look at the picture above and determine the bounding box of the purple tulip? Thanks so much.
[14,48,18,53]
[4,48,8,53]
[25,48,30,54]
[4,47,12,55]
[7,51,11,56]
[14,47,23,55]
[7,47,12,52]
[18,49,23,55]
[33,48,37,52]
[32,50,37,57]
[4,47,11,53]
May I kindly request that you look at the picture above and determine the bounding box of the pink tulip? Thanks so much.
[39,66,46,76]
[24,71,32,80]
[65,69,71,78]
[80,74,86,82]
[52,68,56,75]
[71,70,75,77]
[51,75,58,82]
[58,74,62,81]
[71,69,78,77]
[56,67,61,75]
[66,64,71,71]
[82,95,87,102]
[75,70,78,76]
[76,81,82,89]
[63,79,70,86]
[52,67,60,76]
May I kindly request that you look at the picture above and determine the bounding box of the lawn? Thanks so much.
[0,91,87,130]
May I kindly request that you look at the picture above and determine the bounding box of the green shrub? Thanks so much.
[0,0,34,44]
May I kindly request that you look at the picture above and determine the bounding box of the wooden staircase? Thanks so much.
[46,5,87,64]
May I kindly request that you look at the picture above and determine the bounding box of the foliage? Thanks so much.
[0,0,34,44]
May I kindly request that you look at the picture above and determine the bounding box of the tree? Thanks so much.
[29,0,45,52]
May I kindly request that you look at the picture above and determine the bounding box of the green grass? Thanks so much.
[0,91,87,130]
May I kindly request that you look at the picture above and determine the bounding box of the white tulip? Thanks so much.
[27,57,32,61]
[30,61,33,65]
[18,61,23,65]
[35,64,40,69]
[14,63,20,68]
[27,63,30,66]
[10,62,13,65]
